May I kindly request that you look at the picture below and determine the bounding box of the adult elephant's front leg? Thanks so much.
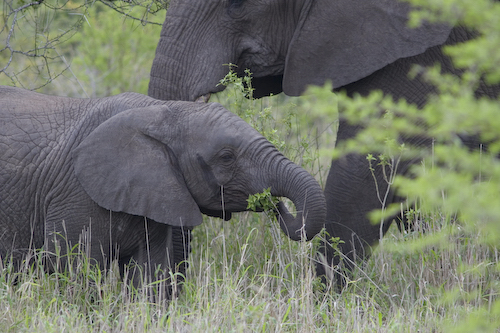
[317,131,403,286]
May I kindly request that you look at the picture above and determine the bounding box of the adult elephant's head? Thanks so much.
[73,102,326,241]
[148,0,452,101]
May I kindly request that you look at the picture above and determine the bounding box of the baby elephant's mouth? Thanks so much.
[199,207,232,221]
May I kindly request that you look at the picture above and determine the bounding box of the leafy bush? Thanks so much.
[323,0,500,329]
[0,0,163,96]
[64,3,163,97]
[0,0,87,89]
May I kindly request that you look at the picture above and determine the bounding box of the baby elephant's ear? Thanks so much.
[73,106,202,227]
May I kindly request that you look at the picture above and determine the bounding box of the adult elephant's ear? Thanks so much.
[73,105,203,227]
[283,0,453,95]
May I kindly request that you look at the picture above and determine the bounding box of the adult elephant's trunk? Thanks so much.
[148,7,229,102]
[269,155,326,241]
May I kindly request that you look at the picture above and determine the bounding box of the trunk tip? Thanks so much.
[276,201,325,241]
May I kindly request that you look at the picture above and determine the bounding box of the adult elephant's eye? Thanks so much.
[219,149,236,165]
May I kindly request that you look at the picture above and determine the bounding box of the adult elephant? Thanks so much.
[0,86,326,298]
[148,0,500,285]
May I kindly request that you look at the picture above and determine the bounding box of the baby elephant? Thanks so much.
[0,86,325,297]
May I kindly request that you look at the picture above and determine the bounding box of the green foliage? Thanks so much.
[0,0,87,89]
[332,0,500,241]
[0,0,164,95]
[216,67,287,150]
[246,187,279,213]
[64,3,163,97]
[312,0,500,330]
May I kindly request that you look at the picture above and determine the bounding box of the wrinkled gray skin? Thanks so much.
[0,86,326,295]
[148,0,500,286]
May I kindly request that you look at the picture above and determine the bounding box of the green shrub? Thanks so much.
[325,0,500,330]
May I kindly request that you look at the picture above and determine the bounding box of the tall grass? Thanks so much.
[1,210,499,332]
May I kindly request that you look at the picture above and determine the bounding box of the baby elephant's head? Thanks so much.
[73,102,326,241]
